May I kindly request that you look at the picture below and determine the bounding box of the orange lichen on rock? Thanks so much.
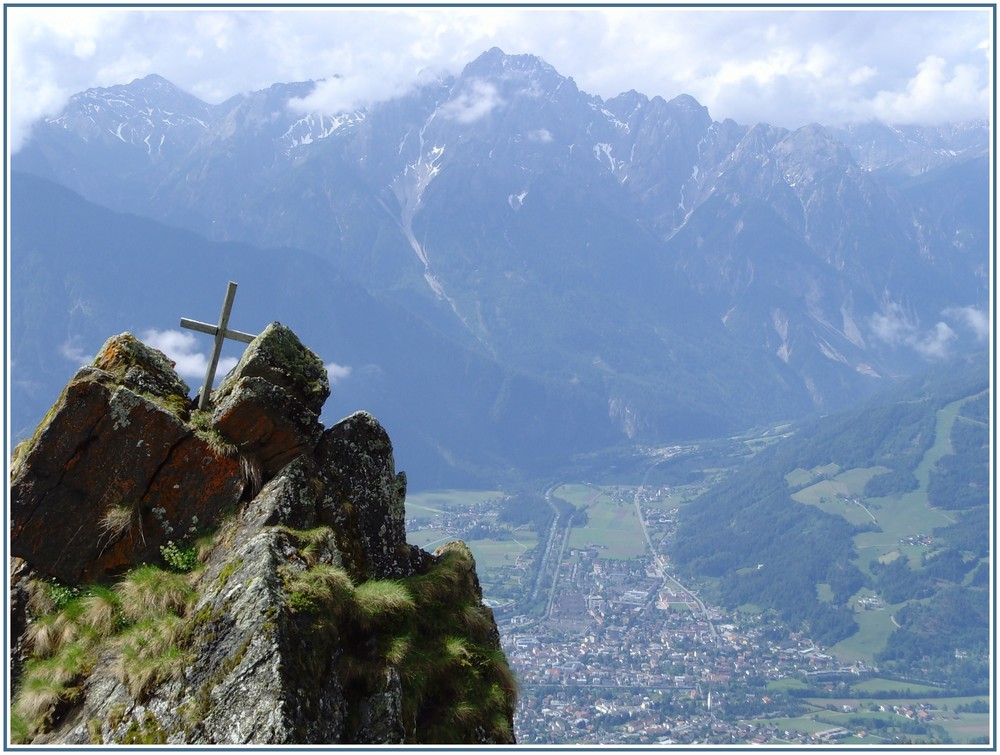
[9,334,241,583]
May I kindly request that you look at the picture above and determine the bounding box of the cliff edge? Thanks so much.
[9,323,516,744]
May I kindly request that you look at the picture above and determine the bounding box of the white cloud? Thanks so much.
[869,303,972,361]
[5,5,992,152]
[943,305,990,341]
[869,303,915,346]
[141,328,237,384]
[59,338,93,366]
[288,68,440,116]
[868,55,989,124]
[439,80,505,123]
[911,321,956,360]
[325,361,353,386]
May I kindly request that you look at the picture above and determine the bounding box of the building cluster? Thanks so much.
[404,486,935,744]
[497,546,876,744]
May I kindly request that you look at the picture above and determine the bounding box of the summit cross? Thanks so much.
[180,281,257,410]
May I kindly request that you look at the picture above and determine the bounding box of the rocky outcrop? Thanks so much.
[9,323,516,745]
[10,333,242,584]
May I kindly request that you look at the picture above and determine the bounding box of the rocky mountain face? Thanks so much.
[9,324,516,744]
[11,48,989,484]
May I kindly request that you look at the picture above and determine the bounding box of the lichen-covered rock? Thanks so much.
[10,338,243,583]
[8,557,32,686]
[214,322,330,415]
[91,332,191,411]
[210,323,329,478]
[241,454,322,531]
[184,528,348,744]
[212,375,323,478]
[354,667,405,744]
[8,324,516,745]
[317,411,411,581]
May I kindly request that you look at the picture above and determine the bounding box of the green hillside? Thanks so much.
[672,353,989,692]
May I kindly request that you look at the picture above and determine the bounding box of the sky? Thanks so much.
[5,4,994,153]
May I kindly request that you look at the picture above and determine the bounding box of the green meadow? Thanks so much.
[555,484,648,560]
[827,604,902,663]
[785,395,982,673]
[405,489,536,571]
[406,488,502,516]
[752,689,990,744]
[790,466,888,527]
[550,483,607,507]
[464,530,539,570]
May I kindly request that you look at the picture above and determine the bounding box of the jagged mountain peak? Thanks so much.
[42,72,218,163]
[69,73,210,113]
[460,46,569,90]
[605,88,647,110]
[466,46,553,72]
[127,72,181,91]
[664,92,708,114]
[783,122,847,149]
[730,122,790,157]
[775,122,861,173]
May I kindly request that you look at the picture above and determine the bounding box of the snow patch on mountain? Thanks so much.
[387,123,460,310]
[593,142,625,173]
[592,103,630,133]
[840,300,867,348]
[280,111,364,152]
[508,191,528,210]
[771,308,791,363]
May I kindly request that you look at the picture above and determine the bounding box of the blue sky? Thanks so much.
[6,4,993,152]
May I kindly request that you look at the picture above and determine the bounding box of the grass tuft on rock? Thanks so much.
[115,564,195,622]
[286,564,355,614]
[384,634,412,666]
[353,580,415,624]
[78,585,123,638]
[99,502,142,545]
[112,613,190,699]
[12,639,96,738]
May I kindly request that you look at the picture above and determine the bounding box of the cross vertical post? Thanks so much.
[180,281,257,411]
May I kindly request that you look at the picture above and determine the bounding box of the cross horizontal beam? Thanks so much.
[180,281,257,410]
[179,317,256,343]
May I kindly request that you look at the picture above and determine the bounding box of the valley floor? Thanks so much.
[407,472,991,745]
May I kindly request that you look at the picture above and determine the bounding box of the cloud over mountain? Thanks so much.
[6,7,991,153]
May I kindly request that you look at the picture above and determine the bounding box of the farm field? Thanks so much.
[550,483,609,507]
[405,488,538,570]
[406,527,454,552]
[557,484,648,559]
[406,488,502,517]
[790,465,887,526]
[753,692,990,744]
[849,678,944,695]
[464,530,539,570]
[788,396,976,587]
[827,604,901,662]
[800,692,990,744]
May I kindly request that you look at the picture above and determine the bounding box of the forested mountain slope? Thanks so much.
[672,353,989,691]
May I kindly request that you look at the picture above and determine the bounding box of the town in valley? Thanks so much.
[406,444,991,746]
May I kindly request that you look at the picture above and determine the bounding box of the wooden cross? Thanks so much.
[180,281,257,410]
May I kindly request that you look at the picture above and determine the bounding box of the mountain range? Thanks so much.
[10,48,990,487]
